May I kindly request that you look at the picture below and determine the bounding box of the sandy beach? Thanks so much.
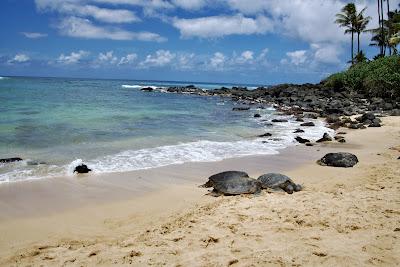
[0,116,399,266]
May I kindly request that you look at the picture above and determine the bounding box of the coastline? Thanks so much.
[0,116,399,266]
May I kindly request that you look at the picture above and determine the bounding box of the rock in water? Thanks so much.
[254,114,261,118]
[0,157,23,163]
[271,119,288,123]
[316,133,333,143]
[140,87,154,92]
[74,164,92,174]
[317,152,358,168]
[232,107,250,111]
[257,173,302,194]
[300,122,315,127]
[293,128,305,133]
[258,133,272,137]
[295,136,310,144]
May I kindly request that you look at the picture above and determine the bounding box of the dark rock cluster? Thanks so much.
[160,83,400,118]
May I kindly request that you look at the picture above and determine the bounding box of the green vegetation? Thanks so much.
[324,55,400,98]
[328,2,400,99]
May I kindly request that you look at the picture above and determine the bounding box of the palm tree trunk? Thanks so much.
[387,0,392,55]
[378,0,383,54]
[381,0,386,55]
[357,32,360,54]
[351,32,354,64]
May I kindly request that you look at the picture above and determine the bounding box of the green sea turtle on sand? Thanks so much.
[257,173,302,194]
[201,171,261,196]
[200,171,249,188]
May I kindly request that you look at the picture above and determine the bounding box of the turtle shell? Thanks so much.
[213,177,261,195]
[257,173,293,189]
[201,171,249,188]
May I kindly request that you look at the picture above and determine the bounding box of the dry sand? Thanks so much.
[0,117,399,266]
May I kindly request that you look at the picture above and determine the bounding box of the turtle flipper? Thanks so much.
[206,189,223,197]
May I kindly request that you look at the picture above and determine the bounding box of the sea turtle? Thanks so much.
[201,171,261,196]
[257,173,302,194]
[200,171,249,188]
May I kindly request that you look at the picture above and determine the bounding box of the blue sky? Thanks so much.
[0,0,399,84]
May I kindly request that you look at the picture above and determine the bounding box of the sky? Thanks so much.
[0,0,399,85]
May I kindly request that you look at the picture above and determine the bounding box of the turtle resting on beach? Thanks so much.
[201,171,261,196]
[257,173,302,194]
[200,171,249,188]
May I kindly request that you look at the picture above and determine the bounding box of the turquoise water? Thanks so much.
[0,76,332,183]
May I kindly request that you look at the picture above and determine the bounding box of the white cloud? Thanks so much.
[57,17,166,42]
[58,50,89,64]
[285,50,307,66]
[225,0,350,44]
[311,43,342,65]
[119,53,138,65]
[258,48,268,59]
[98,51,118,64]
[35,0,140,23]
[92,0,173,9]
[176,53,195,70]
[173,14,273,38]
[7,54,30,64]
[209,52,226,70]
[235,50,254,64]
[172,0,208,10]
[21,32,48,39]
[139,50,176,68]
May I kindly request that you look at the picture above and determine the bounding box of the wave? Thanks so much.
[0,76,9,80]
[122,84,160,90]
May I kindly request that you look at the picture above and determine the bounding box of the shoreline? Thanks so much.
[0,116,399,266]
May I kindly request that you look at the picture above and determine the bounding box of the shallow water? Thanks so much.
[0,77,332,183]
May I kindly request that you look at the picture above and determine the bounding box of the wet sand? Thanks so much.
[0,117,399,266]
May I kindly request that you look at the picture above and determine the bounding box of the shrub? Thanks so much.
[324,55,400,98]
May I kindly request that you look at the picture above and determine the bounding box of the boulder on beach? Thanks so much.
[0,157,23,163]
[74,164,92,174]
[317,152,358,168]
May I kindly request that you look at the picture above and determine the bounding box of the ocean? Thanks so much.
[0,76,332,183]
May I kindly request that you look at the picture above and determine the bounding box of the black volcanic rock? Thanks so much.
[317,152,358,168]
[295,136,310,144]
[300,122,315,127]
[74,164,92,174]
[0,157,23,163]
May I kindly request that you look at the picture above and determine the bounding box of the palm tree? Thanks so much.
[354,8,371,54]
[336,3,357,64]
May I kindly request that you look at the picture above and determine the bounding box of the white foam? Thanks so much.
[122,84,143,89]
[122,84,160,90]
[87,139,285,174]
